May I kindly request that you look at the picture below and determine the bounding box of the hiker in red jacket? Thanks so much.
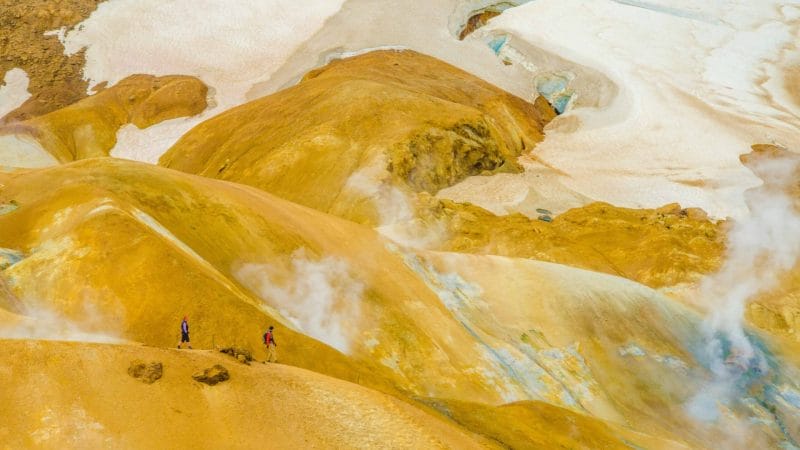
[264,326,277,363]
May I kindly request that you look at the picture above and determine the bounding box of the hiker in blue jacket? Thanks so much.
[177,315,192,349]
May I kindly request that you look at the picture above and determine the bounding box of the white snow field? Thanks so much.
[58,0,800,218]
[473,0,800,219]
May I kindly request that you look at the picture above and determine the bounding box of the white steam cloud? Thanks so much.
[235,248,363,354]
[345,165,415,225]
[344,157,446,249]
[0,304,124,344]
[688,151,800,421]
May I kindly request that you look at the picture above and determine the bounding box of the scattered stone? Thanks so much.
[192,364,229,385]
[537,214,553,223]
[128,360,163,384]
[219,347,252,365]
[535,208,553,215]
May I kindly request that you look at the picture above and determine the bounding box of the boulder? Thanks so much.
[192,365,229,385]
[219,347,252,365]
[127,360,163,384]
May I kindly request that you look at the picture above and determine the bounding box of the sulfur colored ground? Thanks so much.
[0,158,413,397]
[1,156,797,448]
[422,398,693,450]
[6,157,790,447]
[0,340,492,449]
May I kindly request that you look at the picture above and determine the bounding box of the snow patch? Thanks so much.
[468,0,800,219]
[0,134,58,168]
[0,68,31,118]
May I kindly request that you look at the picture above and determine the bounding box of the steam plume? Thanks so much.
[235,248,363,354]
[688,148,800,420]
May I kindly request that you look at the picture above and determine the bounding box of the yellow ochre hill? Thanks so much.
[156,49,724,288]
[0,74,208,163]
[1,156,797,449]
[160,50,556,224]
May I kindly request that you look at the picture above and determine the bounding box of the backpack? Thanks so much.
[264,331,273,345]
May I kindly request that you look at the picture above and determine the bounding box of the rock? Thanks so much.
[219,347,252,364]
[416,199,724,288]
[458,10,501,40]
[128,360,163,384]
[192,365,229,385]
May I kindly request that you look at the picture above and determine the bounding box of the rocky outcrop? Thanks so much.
[192,364,229,385]
[416,195,724,287]
[450,1,532,40]
[127,359,163,384]
[220,347,252,365]
[458,10,501,40]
